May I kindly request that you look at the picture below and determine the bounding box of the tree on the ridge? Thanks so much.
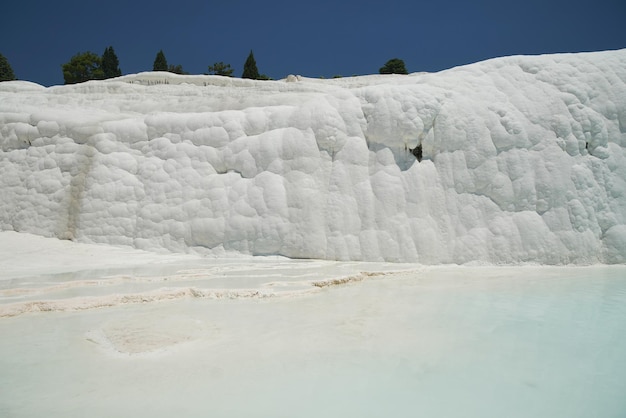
[62,52,104,84]
[101,46,121,79]
[153,50,168,71]
[379,58,408,75]
[208,62,234,76]
[242,50,260,79]
[168,64,189,75]
[0,53,16,81]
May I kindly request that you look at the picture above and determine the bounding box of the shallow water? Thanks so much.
[1,265,625,418]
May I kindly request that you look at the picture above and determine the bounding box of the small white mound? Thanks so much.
[0,80,45,92]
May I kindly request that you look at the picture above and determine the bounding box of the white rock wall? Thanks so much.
[1,50,625,263]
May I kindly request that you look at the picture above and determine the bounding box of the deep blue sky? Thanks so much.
[2,0,625,86]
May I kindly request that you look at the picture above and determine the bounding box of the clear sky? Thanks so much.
[2,0,625,86]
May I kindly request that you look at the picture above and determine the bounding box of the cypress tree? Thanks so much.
[101,46,121,79]
[0,53,16,81]
[242,50,260,79]
[153,50,168,72]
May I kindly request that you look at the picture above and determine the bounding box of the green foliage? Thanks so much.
[168,64,188,75]
[242,50,260,79]
[208,62,234,76]
[379,58,408,75]
[101,46,121,79]
[0,53,16,81]
[153,50,168,71]
[62,51,104,84]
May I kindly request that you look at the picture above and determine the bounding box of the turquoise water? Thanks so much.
[1,266,625,417]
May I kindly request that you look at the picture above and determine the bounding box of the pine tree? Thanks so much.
[242,50,260,79]
[0,53,16,81]
[153,50,168,72]
[61,52,104,84]
[101,46,121,79]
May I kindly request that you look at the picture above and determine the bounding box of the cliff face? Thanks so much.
[1,50,625,263]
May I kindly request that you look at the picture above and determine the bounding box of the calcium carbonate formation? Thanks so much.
[1,49,625,263]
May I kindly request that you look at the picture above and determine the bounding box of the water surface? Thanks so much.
[1,265,625,418]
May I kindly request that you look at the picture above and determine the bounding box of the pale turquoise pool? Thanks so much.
[1,265,625,418]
